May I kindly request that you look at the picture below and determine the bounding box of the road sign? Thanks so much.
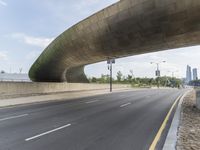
[155,70,160,77]
[107,59,115,64]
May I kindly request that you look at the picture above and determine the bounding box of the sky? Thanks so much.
[0,0,199,79]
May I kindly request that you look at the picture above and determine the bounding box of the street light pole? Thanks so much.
[110,62,112,92]
[156,63,159,72]
[150,61,166,88]
[107,59,115,92]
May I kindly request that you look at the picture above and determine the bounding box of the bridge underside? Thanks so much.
[29,0,200,82]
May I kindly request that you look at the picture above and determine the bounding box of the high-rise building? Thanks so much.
[186,65,192,83]
[193,68,198,80]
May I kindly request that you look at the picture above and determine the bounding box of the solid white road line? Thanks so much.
[85,100,99,104]
[25,124,71,141]
[0,114,28,122]
[120,103,131,108]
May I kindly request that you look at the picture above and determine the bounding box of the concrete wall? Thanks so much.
[195,88,200,109]
[0,82,130,96]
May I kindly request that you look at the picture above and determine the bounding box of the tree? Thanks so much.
[149,78,154,86]
[116,71,123,82]
[99,74,109,83]
[127,75,132,83]
[130,70,134,78]
[91,77,97,83]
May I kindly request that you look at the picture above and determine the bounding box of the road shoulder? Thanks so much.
[176,90,200,150]
[0,88,136,108]
[162,89,199,150]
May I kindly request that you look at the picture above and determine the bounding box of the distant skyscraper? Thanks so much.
[193,68,198,80]
[186,65,192,83]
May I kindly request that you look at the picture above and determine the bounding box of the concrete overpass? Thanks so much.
[29,0,200,82]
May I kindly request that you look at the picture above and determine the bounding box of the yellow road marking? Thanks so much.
[149,94,183,150]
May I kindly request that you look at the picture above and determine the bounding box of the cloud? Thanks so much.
[11,33,54,48]
[0,0,7,6]
[25,51,41,60]
[72,0,118,15]
[86,45,200,79]
[41,0,118,26]
[0,51,8,60]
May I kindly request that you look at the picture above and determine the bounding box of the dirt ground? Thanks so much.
[177,90,200,150]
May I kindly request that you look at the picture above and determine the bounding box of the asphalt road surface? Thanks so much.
[0,89,185,150]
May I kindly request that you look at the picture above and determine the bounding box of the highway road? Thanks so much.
[0,89,185,150]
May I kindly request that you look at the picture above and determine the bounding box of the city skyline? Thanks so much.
[186,65,192,83]
[185,65,198,84]
[193,68,198,80]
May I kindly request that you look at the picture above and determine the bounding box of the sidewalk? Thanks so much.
[0,88,137,108]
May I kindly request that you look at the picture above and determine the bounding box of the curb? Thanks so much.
[162,90,191,150]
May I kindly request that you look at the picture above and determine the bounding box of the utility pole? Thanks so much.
[107,59,115,92]
[168,70,179,78]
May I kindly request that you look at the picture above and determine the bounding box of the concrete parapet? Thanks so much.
[0,82,130,97]
[195,88,200,109]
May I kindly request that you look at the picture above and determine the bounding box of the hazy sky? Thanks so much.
[0,0,199,79]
